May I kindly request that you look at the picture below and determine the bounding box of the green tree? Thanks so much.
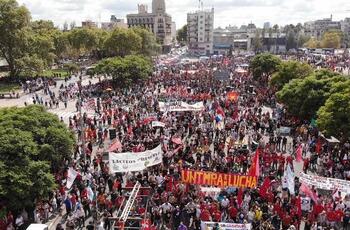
[0,105,75,211]
[176,24,187,43]
[304,37,320,48]
[131,27,160,56]
[276,71,347,119]
[286,30,297,50]
[270,61,313,90]
[104,28,142,57]
[0,0,30,78]
[249,53,281,82]
[317,91,350,138]
[67,28,98,57]
[321,31,341,48]
[252,30,263,52]
[95,55,152,86]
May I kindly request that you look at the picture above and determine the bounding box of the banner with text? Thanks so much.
[181,170,257,188]
[299,173,350,194]
[201,222,252,230]
[159,101,205,112]
[152,121,166,128]
[109,145,162,173]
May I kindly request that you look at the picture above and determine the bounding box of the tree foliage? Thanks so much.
[176,25,187,43]
[104,28,142,57]
[276,70,347,119]
[249,53,281,81]
[131,27,161,56]
[321,31,342,49]
[94,55,152,86]
[0,105,75,211]
[317,91,350,138]
[270,61,313,90]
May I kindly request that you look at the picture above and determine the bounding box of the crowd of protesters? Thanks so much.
[2,52,350,230]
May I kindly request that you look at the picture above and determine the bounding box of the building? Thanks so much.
[263,22,271,29]
[341,18,350,38]
[81,20,97,29]
[126,0,173,47]
[187,8,214,56]
[171,21,176,42]
[101,16,127,30]
[304,16,341,39]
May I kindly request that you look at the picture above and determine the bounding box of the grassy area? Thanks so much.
[0,83,20,93]
[40,69,70,78]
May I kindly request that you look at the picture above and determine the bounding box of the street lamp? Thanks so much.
[77,80,86,162]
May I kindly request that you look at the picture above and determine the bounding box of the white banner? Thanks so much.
[67,168,78,189]
[299,173,350,194]
[109,145,162,173]
[152,121,166,128]
[159,101,205,112]
[201,222,251,230]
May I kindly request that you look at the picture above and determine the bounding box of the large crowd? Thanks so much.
[2,52,350,230]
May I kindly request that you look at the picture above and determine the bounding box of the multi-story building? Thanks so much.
[304,16,341,39]
[101,15,127,30]
[341,18,350,38]
[187,8,214,56]
[126,0,172,47]
[81,20,97,29]
[171,21,176,42]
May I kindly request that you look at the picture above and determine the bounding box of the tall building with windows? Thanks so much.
[126,0,172,47]
[187,8,214,56]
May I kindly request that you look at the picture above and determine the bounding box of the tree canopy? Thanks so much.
[176,25,187,43]
[94,55,152,86]
[0,105,75,211]
[249,53,281,81]
[276,70,347,119]
[317,91,350,138]
[270,61,313,90]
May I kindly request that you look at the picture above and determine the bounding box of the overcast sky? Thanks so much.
[17,0,350,29]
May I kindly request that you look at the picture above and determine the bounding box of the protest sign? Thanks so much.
[181,170,257,188]
[201,222,252,230]
[67,167,78,189]
[159,101,204,112]
[109,145,162,173]
[299,172,350,194]
[152,121,166,128]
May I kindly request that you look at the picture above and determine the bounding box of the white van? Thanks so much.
[26,224,48,230]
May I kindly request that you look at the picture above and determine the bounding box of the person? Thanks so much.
[14,215,24,230]
[86,221,95,230]
[55,223,64,230]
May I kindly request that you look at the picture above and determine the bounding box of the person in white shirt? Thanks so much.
[15,215,24,230]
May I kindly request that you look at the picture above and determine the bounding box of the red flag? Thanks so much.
[216,106,225,117]
[248,149,260,177]
[295,145,303,162]
[259,177,271,198]
[108,139,122,152]
[296,196,302,217]
[142,116,157,125]
[171,136,182,145]
[237,188,243,207]
[227,91,239,102]
[300,183,318,203]
[315,139,322,154]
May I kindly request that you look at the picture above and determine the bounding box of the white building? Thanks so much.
[127,0,172,47]
[171,21,176,42]
[304,17,341,39]
[187,8,214,56]
[101,15,127,30]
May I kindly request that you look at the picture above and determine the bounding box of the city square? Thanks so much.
[1,0,350,230]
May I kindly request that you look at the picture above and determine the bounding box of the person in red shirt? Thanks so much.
[200,209,211,221]
[228,205,238,220]
[212,210,222,222]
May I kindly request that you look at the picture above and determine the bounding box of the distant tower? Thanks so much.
[138,4,148,14]
[152,0,166,14]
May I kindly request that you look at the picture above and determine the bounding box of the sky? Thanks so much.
[17,0,350,29]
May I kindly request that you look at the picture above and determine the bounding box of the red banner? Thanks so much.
[181,170,257,188]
